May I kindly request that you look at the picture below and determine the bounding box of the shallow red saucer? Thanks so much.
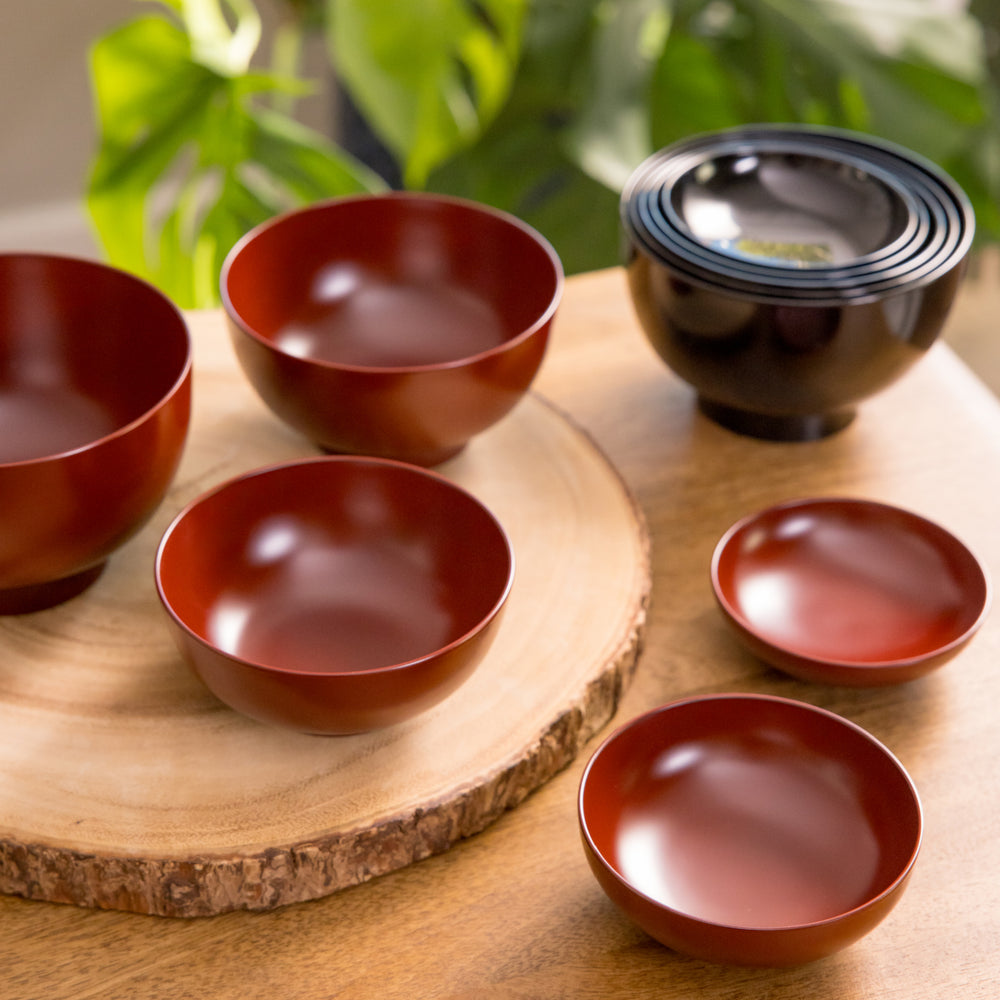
[711,497,990,685]
[578,693,922,966]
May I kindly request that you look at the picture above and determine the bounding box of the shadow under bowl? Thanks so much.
[711,497,991,685]
[0,253,192,613]
[578,693,922,966]
[154,456,514,735]
[221,192,564,466]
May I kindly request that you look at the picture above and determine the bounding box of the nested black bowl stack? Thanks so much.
[622,125,975,441]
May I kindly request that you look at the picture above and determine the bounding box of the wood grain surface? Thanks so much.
[3,266,1000,999]
[0,311,650,917]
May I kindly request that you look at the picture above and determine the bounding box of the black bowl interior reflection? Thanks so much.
[620,124,975,441]
[667,149,919,269]
[623,135,971,300]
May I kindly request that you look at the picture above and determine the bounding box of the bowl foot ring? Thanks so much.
[698,398,856,442]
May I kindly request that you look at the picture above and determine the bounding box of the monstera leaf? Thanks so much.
[86,0,1000,304]
[327,0,527,188]
[87,0,382,307]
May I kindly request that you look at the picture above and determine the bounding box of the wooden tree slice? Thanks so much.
[0,311,650,917]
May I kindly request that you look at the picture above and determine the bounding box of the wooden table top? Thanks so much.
[4,266,1000,999]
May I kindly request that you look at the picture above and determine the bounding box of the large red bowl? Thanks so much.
[0,253,192,613]
[579,694,922,966]
[711,497,991,685]
[154,457,514,734]
[221,193,563,466]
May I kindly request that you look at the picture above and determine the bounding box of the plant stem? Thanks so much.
[269,0,321,116]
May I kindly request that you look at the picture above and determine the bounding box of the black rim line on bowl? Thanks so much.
[622,128,973,296]
[624,143,964,291]
[626,171,958,293]
[651,139,928,273]
[625,161,968,303]
[630,183,948,293]
[632,123,974,218]
[639,147,963,283]
[624,217,965,307]
[628,190,957,298]
[636,149,939,282]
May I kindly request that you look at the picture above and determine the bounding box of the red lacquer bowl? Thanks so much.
[221,193,563,466]
[579,694,922,966]
[0,253,192,614]
[154,457,514,734]
[711,497,990,685]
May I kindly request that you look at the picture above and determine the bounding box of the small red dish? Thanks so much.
[0,253,192,613]
[154,456,514,734]
[578,694,922,966]
[221,192,563,466]
[711,497,990,686]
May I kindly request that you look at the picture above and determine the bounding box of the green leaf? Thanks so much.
[327,0,527,187]
[563,0,671,191]
[428,1,625,274]
[87,2,384,307]
[648,33,744,148]
[180,0,262,75]
[649,0,995,207]
[88,14,223,285]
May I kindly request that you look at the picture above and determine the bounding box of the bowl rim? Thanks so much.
[154,454,516,678]
[621,124,975,305]
[624,175,968,303]
[0,252,193,469]
[629,146,949,286]
[709,496,993,672]
[657,140,927,272]
[577,691,924,933]
[219,191,565,375]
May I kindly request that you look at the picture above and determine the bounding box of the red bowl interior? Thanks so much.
[219,193,563,466]
[579,694,922,965]
[0,254,192,612]
[711,497,990,684]
[155,457,514,732]
[222,193,561,370]
[0,254,189,463]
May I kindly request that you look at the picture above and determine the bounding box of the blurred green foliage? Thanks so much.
[87,0,1000,306]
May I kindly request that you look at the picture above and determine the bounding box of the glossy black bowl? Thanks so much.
[624,127,971,297]
[622,125,974,440]
[629,149,952,295]
[646,141,929,276]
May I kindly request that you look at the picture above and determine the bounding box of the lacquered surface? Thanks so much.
[579,694,922,966]
[0,253,192,612]
[672,151,912,267]
[625,250,966,440]
[222,192,563,465]
[711,498,990,685]
[623,125,973,295]
[622,126,973,440]
[7,266,1000,998]
[155,456,514,734]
